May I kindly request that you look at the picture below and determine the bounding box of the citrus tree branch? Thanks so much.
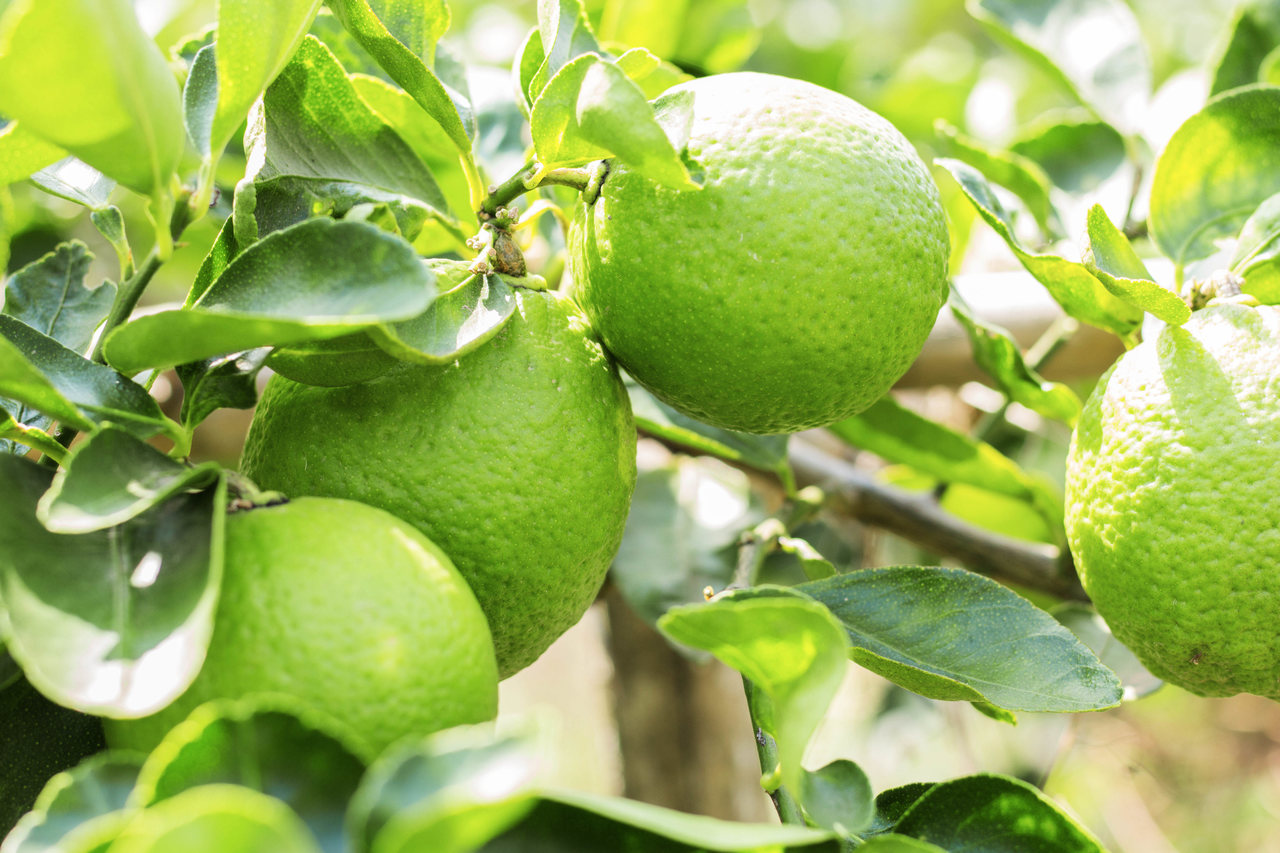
[477,162,593,219]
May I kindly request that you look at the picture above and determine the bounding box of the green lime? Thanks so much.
[106,497,498,759]
[239,290,636,678]
[569,71,949,435]
[1065,303,1280,698]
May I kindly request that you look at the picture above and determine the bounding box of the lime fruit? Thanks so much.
[1065,303,1280,698]
[569,71,950,435]
[106,497,498,760]
[239,290,637,678]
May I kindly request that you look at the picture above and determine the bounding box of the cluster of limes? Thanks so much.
[109,72,952,757]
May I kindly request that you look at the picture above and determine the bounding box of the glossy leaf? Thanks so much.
[349,727,540,853]
[610,458,762,629]
[1084,204,1190,325]
[0,678,106,840]
[0,411,64,460]
[3,241,113,355]
[0,0,184,195]
[947,286,1081,425]
[102,219,435,374]
[934,119,1058,238]
[858,837,947,852]
[530,53,698,189]
[938,157,1142,338]
[0,456,225,717]
[483,789,838,852]
[185,217,241,307]
[0,122,65,185]
[1210,8,1276,96]
[1229,191,1280,303]
[1150,85,1280,265]
[1052,603,1162,700]
[659,587,850,795]
[892,774,1106,852]
[244,176,442,243]
[107,784,323,853]
[968,0,1149,133]
[0,316,176,441]
[177,349,270,430]
[30,158,114,210]
[628,381,791,475]
[131,699,363,853]
[530,0,605,100]
[797,760,874,837]
[799,567,1122,713]
[37,427,221,534]
[2,752,143,853]
[866,784,936,837]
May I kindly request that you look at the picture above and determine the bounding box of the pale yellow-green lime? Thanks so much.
[238,290,637,678]
[1065,303,1280,699]
[105,497,498,760]
[569,71,950,435]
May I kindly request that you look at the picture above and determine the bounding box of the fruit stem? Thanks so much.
[477,161,593,220]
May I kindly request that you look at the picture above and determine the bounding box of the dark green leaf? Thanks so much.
[893,773,1105,852]
[968,0,1149,133]
[101,219,435,374]
[658,587,849,794]
[348,727,539,853]
[131,698,363,853]
[246,175,441,243]
[0,456,225,717]
[799,567,1122,713]
[610,459,763,630]
[1229,191,1280,303]
[2,752,143,853]
[0,316,177,441]
[530,53,699,189]
[1051,603,1162,700]
[867,783,936,836]
[0,410,65,460]
[798,759,873,837]
[30,158,114,209]
[483,790,838,852]
[948,286,1082,424]
[186,218,241,307]
[250,36,450,217]
[1150,85,1280,265]
[3,241,114,355]
[934,119,1059,239]
[0,122,64,185]
[628,380,791,475]
[105,784,323,853]
[1210,8,1277,96]
[531,0,605,100]
[938,158,1142,338]
[177,349,270,429]
[858,836,948,852]
[1083,204,1190,325]
[0,677,106,839]
[266,335,395,388]
[1010,114,1127,196]
[0,0,184,196]
[37,427,222,534]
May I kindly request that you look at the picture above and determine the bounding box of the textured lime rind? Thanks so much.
[569,72,950,435]
[1065,303,1280,698]
[239,291,637,678]
[106,497,498,759]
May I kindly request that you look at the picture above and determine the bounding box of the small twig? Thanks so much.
[89,251,162,364]
[477,162,593,219]
[744,677,806,826]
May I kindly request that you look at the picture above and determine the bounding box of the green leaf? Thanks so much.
[601,0,759,76]
[531,0,605,100]
[798,567,1123,713]
[183,44,218,158]
[797,759,873,837]
[185,217,241,307]
[1009,114,1127,196]
[934,119,1059,239]
[91,207,134,281]
[947,286,1082,425]
[516,27,547,113]
[348,727,539,853]
[266,335,395,388]
[0,411,65,460]
[967,0,1149,133]
[486,789,838,852]
[202,0,324,162]
[30,158,115,209]
[938,157,1142,338]
[131,698,364,851]
[866,783,936,836]
[364,0,450,65]
[101,219,435,374]
[1150,85,1280,265]
[0,121,65,185]
[530,53,698,189]
[857,837,948,852]
[245,175,443,243]
[1083,204,1190,325]
[1051,602,1162,700]
[0,456,225,717]
[627,380,791,476]
[3,241,114,356]
[327,0,475,158]
[658,587,850,796]
[249,36,450,218]
[37,427,221,534]
[1229,191,1280,303]
[2,752,143,853]
[0,0,184,196]
[0,677,106,840]
[0,316,176,441]
[176,350,270,430]
[610,458,763,630]
[613,47,692,99]
[892,773,1106,852]
[1210,8,1277,97]
[106,784,323,853]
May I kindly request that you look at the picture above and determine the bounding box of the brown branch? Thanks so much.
[788,439,1087,602]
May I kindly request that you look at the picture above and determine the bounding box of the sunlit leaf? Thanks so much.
[106,784,323,853]
[1083,204,1189,325]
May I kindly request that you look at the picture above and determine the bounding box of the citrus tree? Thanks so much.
[0,0,1276,850]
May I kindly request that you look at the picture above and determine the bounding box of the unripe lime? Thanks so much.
[569,71,949,434]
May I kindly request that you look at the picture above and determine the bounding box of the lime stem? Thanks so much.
[478,162,592,220]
